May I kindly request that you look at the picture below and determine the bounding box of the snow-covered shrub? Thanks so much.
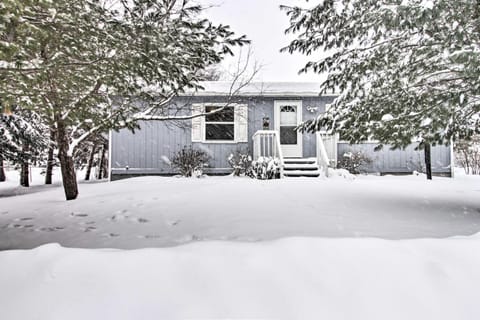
[455,137,480,175]
[337,151,372,174]
[251,157,281,180]
[171,146,210,177]
[227,150,253,177]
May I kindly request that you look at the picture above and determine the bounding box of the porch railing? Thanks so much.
[316,132,338,177]
[252,130,284,177]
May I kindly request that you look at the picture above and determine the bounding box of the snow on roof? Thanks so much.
[184,81,336,97]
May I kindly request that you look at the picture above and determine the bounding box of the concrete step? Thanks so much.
[284,169,321,177]
[282,158,320,177]
[283,157,317,165]
[284,163,319,171]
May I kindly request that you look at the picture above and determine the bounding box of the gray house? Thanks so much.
[109,82,452,179]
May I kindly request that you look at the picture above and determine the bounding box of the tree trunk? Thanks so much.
[45,129,56,185]
[102,150,108,179]
[56,120,78,200]
[97,145,105,180]
[0,156,6,182]
[424,142,432,180]
[20,161,29,187]
[85,144,97,181]
[101,144,108,179]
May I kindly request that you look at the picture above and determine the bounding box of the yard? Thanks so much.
[1,170,479,249]
[1,170,480,320]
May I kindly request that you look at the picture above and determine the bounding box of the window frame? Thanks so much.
[204,105,235,142]
[191,103,248,144]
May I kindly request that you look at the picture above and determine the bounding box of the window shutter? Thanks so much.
[234,104,248,142]
[191,104,204,142]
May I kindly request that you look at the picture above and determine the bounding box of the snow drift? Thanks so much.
[0,237,479,320]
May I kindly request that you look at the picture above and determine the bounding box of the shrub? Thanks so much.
[337,151,372,174]
[171,146,210,177]
[251,157,281,179]
[227,150,253,177]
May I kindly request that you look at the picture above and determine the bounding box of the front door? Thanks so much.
[274,100,303,158]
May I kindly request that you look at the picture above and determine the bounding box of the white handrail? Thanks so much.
[316,131,330,177]
[252,130,284,178]
[274,132,284,178]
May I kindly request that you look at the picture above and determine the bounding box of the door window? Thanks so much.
[280,105,297,145]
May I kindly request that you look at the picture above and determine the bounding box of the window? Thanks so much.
[280,105,298,145]
[191,103,248,143]
[205,106,235,141]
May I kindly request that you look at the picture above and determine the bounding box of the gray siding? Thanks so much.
[111,120,190,174]
[110,94,451,176]
[337,143,452,174]
[111,95,332,175]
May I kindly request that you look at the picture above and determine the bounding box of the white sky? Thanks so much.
[199,0,322,82]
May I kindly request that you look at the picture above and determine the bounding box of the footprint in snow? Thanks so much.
[109,214,128,222]
[137,234,162,239]
[102,233,120,238]
[110,213,148,223]
[14,217,33,222]
[83,226,97,232]
[79,221,96,225]
[71,212,88,217]
[109,210,129,221]
[1,211,9,215]
[36,226,63,232]
[8,224,28,229]
[166,219,180,227]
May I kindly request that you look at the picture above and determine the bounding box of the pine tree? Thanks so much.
[1,0,248,199]
[73,131,108,181]
[0,107,48,186]
[44,128,56,185]
[282,0,480,179]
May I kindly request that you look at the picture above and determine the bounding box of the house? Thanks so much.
[109,82,453,180]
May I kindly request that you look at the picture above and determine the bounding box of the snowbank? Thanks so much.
[1,172,480,249]
[0,237,479,320]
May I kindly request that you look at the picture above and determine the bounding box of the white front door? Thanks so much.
[274,100,303,158]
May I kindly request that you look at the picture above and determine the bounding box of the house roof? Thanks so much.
[184,81,335,97]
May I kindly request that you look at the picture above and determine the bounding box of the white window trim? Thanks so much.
[192,103,248,144]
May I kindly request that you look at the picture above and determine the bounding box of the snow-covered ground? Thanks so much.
[1,237,480,320]
[1,168,479,249]
[2,169,480,319]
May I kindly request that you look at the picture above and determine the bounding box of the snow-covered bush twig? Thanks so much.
[455,137,480,175]
[171,146,210,178]
[337,151,372,174]
[227,149,253,177]
[251,157,281,179]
